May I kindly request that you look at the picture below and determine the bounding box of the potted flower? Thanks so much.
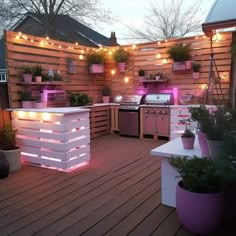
[112,47,130,72]
[66,57,77,74]
[34,95,44,109]
[154,72,163,80]
[33,64,43,82]
[180,119,195,149]
[192,62,201,79]
[0,123,21,172]
[21,65,33,83]
[167,43,191,71]
[87,51,105,74]
[138,69,145,80]
[169,156,224,234]
[189,105,211,156]
[102,85,111,103]
[18,89,34,108]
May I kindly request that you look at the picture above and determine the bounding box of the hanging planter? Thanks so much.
[87,51,105,74]
[192,62,201,79]
[113,47,130,73]
[117,62,126,72]
[66,58,77,74]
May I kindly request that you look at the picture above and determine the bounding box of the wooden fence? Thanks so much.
[5,30,233,108]
[0,83,11,129]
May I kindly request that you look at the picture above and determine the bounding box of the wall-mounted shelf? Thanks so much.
[19,81,69,85]
[139,79,168,88]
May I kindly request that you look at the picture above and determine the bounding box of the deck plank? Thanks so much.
[0,135,230,236]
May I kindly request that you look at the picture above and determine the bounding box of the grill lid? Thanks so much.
[145,94,172,105]
[114,95,143,105]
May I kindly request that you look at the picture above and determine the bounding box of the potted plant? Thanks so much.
[21,65,33,83]
[138,69,145,80]
[189,105,211,156]
[102,85,111,103]
[34,95,44,109]
[68,92,93,106]
[66,57,77,74]
[192,62,201,79]
[33,64,43,82]
[180,119,195,149]
[154,72,163,80]
[167,43,191,71]
[169,156,224,234]
[18,89,34,108]
[87,51,105,74]
[0,123,21,172]
[113,47,130,72]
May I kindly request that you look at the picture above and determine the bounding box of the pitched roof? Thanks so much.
[12,12,117,47]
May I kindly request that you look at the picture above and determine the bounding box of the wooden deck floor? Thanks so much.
[0,135,234,236]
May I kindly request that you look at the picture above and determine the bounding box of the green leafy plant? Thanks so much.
[192,62,201,72]
[0,124,18,150]
[33,65,43,76]
[68,92,93,106]
[102,85,111,96]
[189,105,211,133]
[180,119,195,138]
[21,65,32,74]
[167,43,191,62]
[42,71,63,81]
[169,156,224,193]
[138,69,145,76]
[113,47,130,63]
[87,51,105,65]
[18,90,34,101]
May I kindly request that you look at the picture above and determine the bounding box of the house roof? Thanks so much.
[11,12,117,47]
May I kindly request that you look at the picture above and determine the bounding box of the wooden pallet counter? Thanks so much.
[7,107,90,171]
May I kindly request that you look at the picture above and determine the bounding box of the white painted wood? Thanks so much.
[10,109,91,171]
[150,137,201,207]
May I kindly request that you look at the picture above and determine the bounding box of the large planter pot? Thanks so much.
[22,101,34,108]
[181,136,195,149]
[89,64,104,74]
[176,181,224,234]
[0,153,10,178]
[102,96,110,103]
[207,139,223,159]
[23,74,33,83]
[117,62,126,72]
[0,148,21,172]
[198,131,209,157]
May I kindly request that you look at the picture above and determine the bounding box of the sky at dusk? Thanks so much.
[99,0,216,44]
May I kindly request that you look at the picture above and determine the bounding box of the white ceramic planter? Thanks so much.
[0,148,21,172]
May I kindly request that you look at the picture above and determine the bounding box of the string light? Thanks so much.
[124,77,129,83]
[46,36,49,40]
[75,42,79,45]
[15,35,20,40]
[162,58,168,64]
[111,70,116,75]
[30,39,34,42]
[79,55,84,60]
[157,41,161,45]
[156,53,161,58]
[132,44,136,49]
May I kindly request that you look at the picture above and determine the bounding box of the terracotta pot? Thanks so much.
[176,181,224,234]
[198,131,209,157]
[35,76,42,82]
[102,96,110,103]
[23,74,32,83]
[89,64,104,73]
[181,136,195,149]
[192,72,200,79]
[117,62,126,72]
[22,101,34,108]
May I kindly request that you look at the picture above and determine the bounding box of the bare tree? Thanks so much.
[126,0,204,41]
[0,0,114,34]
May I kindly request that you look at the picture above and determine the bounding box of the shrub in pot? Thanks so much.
[0,124,21,172]
[18,89,34,108]
[102,85,111,103]
[167,43,191,71]
[112,47,130,72]
[68,92,93,106]
[180,119,195,149]
[138,69,145,80]
[87,51,105,73]
[33,64,43,82]
[192,62,201,79]
[21,65,33,83]
[169,156,224,234]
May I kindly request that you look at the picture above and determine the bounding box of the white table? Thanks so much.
[150,137,201,207]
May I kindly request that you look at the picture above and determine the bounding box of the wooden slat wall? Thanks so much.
[5,31,232,108]
[0,83,11,129]
[5,31,107,108]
